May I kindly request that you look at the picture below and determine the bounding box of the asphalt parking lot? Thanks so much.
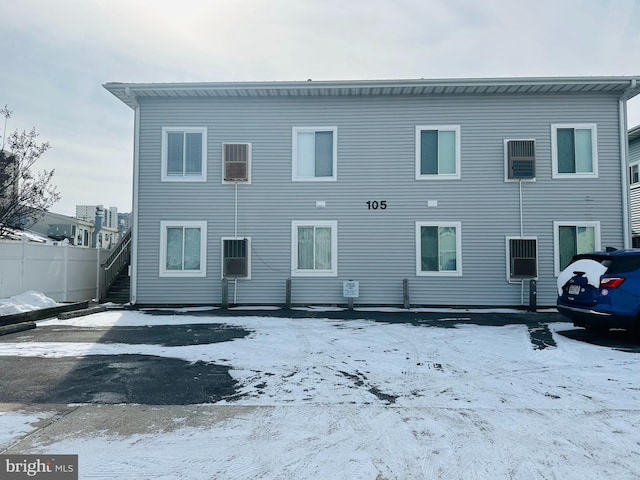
[0,308,638,406]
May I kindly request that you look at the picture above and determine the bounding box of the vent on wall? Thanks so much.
[223,238,248,278]
[509,238,537,279]
[506,140,535,179]
[224,143,250,181]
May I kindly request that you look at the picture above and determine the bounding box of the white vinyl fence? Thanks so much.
[0,239,109,302]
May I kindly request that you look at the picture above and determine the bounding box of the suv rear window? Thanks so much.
[608,255,640,274]
[571,253,640,274]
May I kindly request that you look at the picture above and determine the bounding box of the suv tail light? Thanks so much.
[600,277,625,288]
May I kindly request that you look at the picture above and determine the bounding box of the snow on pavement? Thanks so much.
[1,307,639,479]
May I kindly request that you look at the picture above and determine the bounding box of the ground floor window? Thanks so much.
[291,221,337,276]
[160,221,207,277]
[416,222,462,276]
[554,221,600,274]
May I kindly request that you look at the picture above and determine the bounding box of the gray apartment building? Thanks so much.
[104,76,640,308]
[629,125,640,246]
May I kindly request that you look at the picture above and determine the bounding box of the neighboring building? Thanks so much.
[76,205,119,229]
[118,212,131,232]
[629,125,640,247]
[104,76,640,307]
[30,210,119,249]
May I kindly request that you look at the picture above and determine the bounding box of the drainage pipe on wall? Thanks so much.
[234,182,239,304]
[619,78,637,249]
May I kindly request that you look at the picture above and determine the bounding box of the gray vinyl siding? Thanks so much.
[630,136,640,235]
[133,93,624,307]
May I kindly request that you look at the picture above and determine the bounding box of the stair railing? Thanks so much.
[100,228,132,302]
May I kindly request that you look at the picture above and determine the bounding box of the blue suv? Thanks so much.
[557,249,640,333]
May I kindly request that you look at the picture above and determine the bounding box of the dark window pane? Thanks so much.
[420,130,438,175]
[557,128,575,174]
[184,133,202,175]
[421,226,439,271]
[315,131,333,177]
[167,133,184,175]
[559,226,577,271]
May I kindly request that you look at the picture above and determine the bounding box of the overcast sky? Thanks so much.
[1,0,639,216]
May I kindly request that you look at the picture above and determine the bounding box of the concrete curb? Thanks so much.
[58,305,108,320]
[0,301,90,332]
[0,321,36,337]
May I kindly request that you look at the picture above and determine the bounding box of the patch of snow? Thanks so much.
[2,296,640,478]
[293,305,346,312]
[0,291,58,316]
[0,410,56,450]
[557,258,607,294]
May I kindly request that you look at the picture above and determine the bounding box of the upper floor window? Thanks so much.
[415,126,461,180]
[551,124,598,179]
[162,127,207,182]
[292,127,337,181]
[630,163,639,185]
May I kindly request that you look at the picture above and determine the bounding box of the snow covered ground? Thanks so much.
[1,294,640,479]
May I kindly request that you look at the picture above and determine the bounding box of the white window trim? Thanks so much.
[220,237,252,280]
[415,221,462,276]
[291,220,338,277]
[505,236,538,283]
[222,142,252,184]
[415,125,461,180]
[161,127,208,182]
[553,221,601,276]
[159,220,207,277]
[292,127,338,182]
[551,124,598,179]
[504,138,536,183]
[630,161,640,187]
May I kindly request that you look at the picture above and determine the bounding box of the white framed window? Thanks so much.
[506,237,538,282]
[551,124,598,178]
[553,221,601,275]
[504,139,536,181]
[222,143,251,183]
[630,163,640,186]
[291,220,338,276]
[221,237,251,279]
[415,126,461,180]
[292,127,337,181]
[415,222,462,276]
[160,221,207,277]
[161,127,207,182]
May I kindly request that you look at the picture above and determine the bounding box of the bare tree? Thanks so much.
[0,105,60,236]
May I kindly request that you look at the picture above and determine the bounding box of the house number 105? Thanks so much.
[366,200,387,210]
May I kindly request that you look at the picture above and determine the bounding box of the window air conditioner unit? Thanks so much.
[224,257,248,277]
[512,257,537,278]
[223,238,248,278]
[509,238,537,279]
[507,140,535,179]
[224,143,249,181]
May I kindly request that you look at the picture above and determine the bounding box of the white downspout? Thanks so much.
[130,90,140,304]
[619,79,636,249]
[519,179,524,237]
[234,182,238,304]
[519,179,524,304]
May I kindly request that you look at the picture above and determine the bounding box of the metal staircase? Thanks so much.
[100,229,132,304]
